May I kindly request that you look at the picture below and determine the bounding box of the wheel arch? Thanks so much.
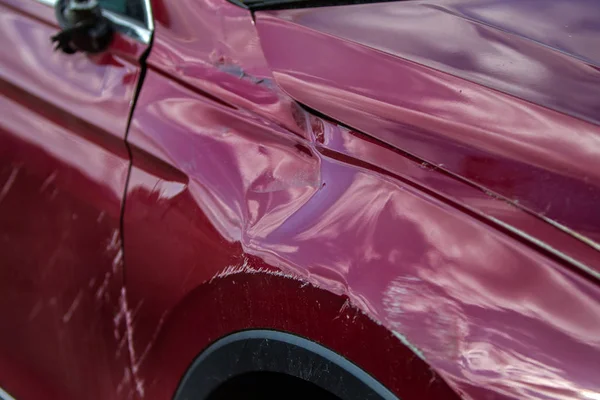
[173,329,398,400]
[131,267,460,400]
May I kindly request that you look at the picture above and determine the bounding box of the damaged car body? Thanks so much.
[1,0,600,399]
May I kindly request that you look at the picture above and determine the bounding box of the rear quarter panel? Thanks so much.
[125,70,600,400]
[123,1,600,400]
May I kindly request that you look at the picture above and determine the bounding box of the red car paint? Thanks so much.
[0,1,145,398]
[1,1,600,400]
[257,3,600,247]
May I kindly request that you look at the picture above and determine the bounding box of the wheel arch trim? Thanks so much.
[173,329,399,400]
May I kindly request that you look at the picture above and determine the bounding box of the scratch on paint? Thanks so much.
[136,311,168,369]
[340,290,427,362]
[336,290,426,362]
[28,300,43,321]
[428,368,437,386]
[210,259,428,365]
[488,216,600,280]
[0,167,19,204]
[116,287,145,398]
[392,331,427,362]
[115,331,128,358]
[62,290,83,323]
[333,299,353,321]
[112,249,123,273]
[107,229,121,252]
[116,368,131,395]
[95,271,112,300]
[210,257,304,283]
[339,299,351,314]
[97,211,106,223]
[39,171,58,193]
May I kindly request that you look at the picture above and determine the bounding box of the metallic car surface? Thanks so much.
[256,0,600,250]
[120,1,600,400]
[0,1,146,399]
[1,0,599,399]
[126,70,600,400]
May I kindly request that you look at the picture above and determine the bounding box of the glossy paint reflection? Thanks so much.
[270,0,600,125]
[141,0,600,272]
[147,0,311,140]
[255,9,600,248]
[125,69,600,400]
[0,95,132,399]
[0,1,143,399]
[0,4,139,139]
[315,119,600,276]
[125,71,457,399]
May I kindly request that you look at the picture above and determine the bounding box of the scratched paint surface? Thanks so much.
[123,69,600,400]
[0,2,141,399]
[118,1,600,400]
[0,94,134,399]
[1,1,597,400]
[145,0,600,274]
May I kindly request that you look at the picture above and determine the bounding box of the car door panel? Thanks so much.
[0,1,147,399]
[0,2,143,139]
[0,89,130,400]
